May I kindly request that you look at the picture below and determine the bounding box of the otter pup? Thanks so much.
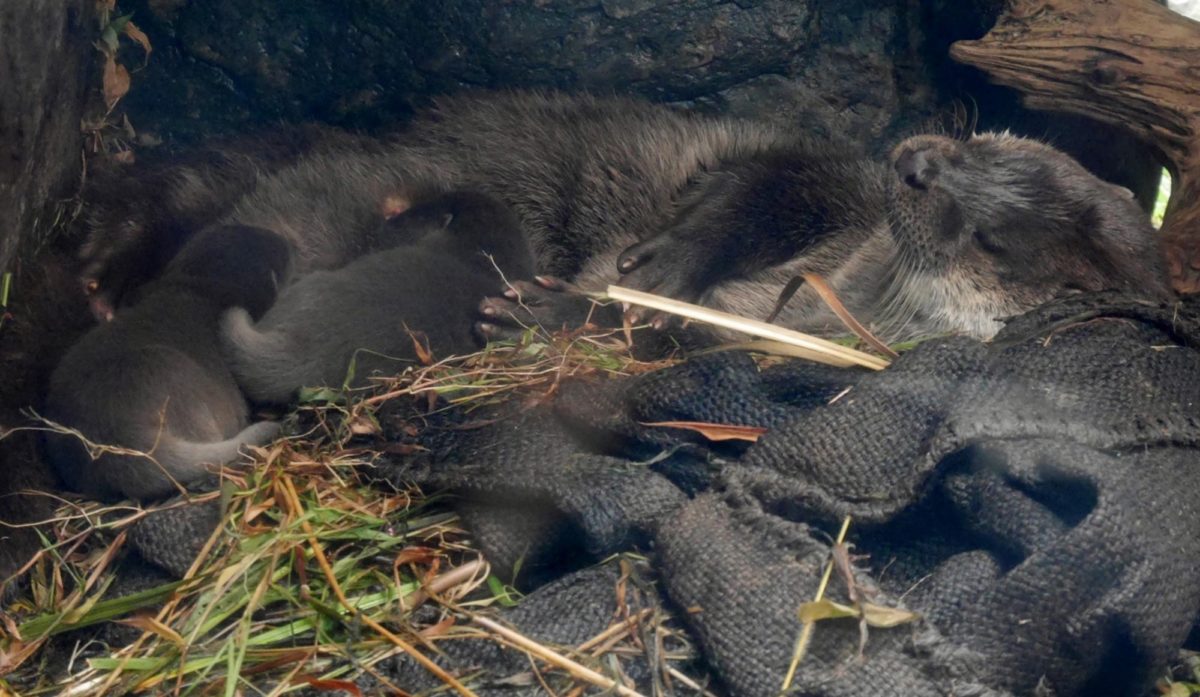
[44,225,290,502]
[79,125,370,321]
[219,190,535,404]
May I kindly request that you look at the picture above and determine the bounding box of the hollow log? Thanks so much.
[950,0,1200,293]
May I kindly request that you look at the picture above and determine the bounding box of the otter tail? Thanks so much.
[219,307,301,403]
[128,421,281,501]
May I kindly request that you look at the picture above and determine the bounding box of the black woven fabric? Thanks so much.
[380,292,1200,696]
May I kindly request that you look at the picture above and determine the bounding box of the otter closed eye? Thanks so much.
[972,228,1007,255]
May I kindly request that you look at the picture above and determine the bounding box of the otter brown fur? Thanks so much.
[80,92,1169,344]
[598,130,1170,342]
[45,225,289,502]
[219,190,534,403]
[78,124,372,321]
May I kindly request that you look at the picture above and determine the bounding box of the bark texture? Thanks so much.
[951,0,1200,292]
[0,1,93,275]
[0,1,96,595]
[116,0,1160,210]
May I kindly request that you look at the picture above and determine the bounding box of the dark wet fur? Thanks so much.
[79,124,370,320]
[44,225,290,501]
[220,190,534,403]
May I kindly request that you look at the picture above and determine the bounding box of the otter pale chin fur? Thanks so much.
[44,225,290,502]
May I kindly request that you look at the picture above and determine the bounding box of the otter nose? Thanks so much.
[895,147,938,190]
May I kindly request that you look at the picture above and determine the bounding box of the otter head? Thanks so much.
[163,225,292,319]
[77,217,150,323]
[887,132,1170,338]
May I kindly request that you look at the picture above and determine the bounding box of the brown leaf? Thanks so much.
[394,546,437,566]
[419,617,456,638]
[112,149,136,164]
[409,331,434,366]
[641,420,767,442]
[115,613,185,647]
[803,273,899,359]
[122,21,153,62]
[102,53,131,108]
[297,677,363,696]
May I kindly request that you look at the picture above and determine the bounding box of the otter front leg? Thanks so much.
[475,276,621,342]
[617,150,875,327]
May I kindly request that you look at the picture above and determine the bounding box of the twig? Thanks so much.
[470,615,648,697]
[605,286,889,371]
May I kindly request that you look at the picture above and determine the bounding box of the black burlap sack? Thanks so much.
[382,293,1200,696]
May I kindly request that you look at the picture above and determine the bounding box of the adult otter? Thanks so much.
[80,92,1168,344]
[589,131,1170,341]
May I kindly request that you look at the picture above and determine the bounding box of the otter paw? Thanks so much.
[616,235,708,328]
[475,276,615,342]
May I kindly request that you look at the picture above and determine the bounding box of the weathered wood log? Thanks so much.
[0,2,94,276]
[950,0,1200,293]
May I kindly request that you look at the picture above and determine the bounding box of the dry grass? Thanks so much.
[0,327,699,696]
[0,288,900,695]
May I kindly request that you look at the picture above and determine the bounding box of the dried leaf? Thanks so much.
[123,20,153,61]
[797,599,919,628]
[803,273,899,359]
[394,546,437,566]
[347,414,380,436]
[102,53,131,108]
[297,677,363,696]
[242,500,274,525]
[115,614,185,647]
[112,149,135,164]
[411,332,434,366]
[641,420,767,442]
[859,602,920,628]
[419,617,456,638]
[798,599,860,624]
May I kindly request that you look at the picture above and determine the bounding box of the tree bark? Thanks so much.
[0,1,94,276]
[0,1,95,596]
[950,0,1200,293]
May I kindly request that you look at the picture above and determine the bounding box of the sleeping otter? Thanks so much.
[582,130,1170,342]
[79,92,1169,345]
[219,190,534,403]
[78,124,372,321]
[44,225,289,502]
[479,127,1168,343]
